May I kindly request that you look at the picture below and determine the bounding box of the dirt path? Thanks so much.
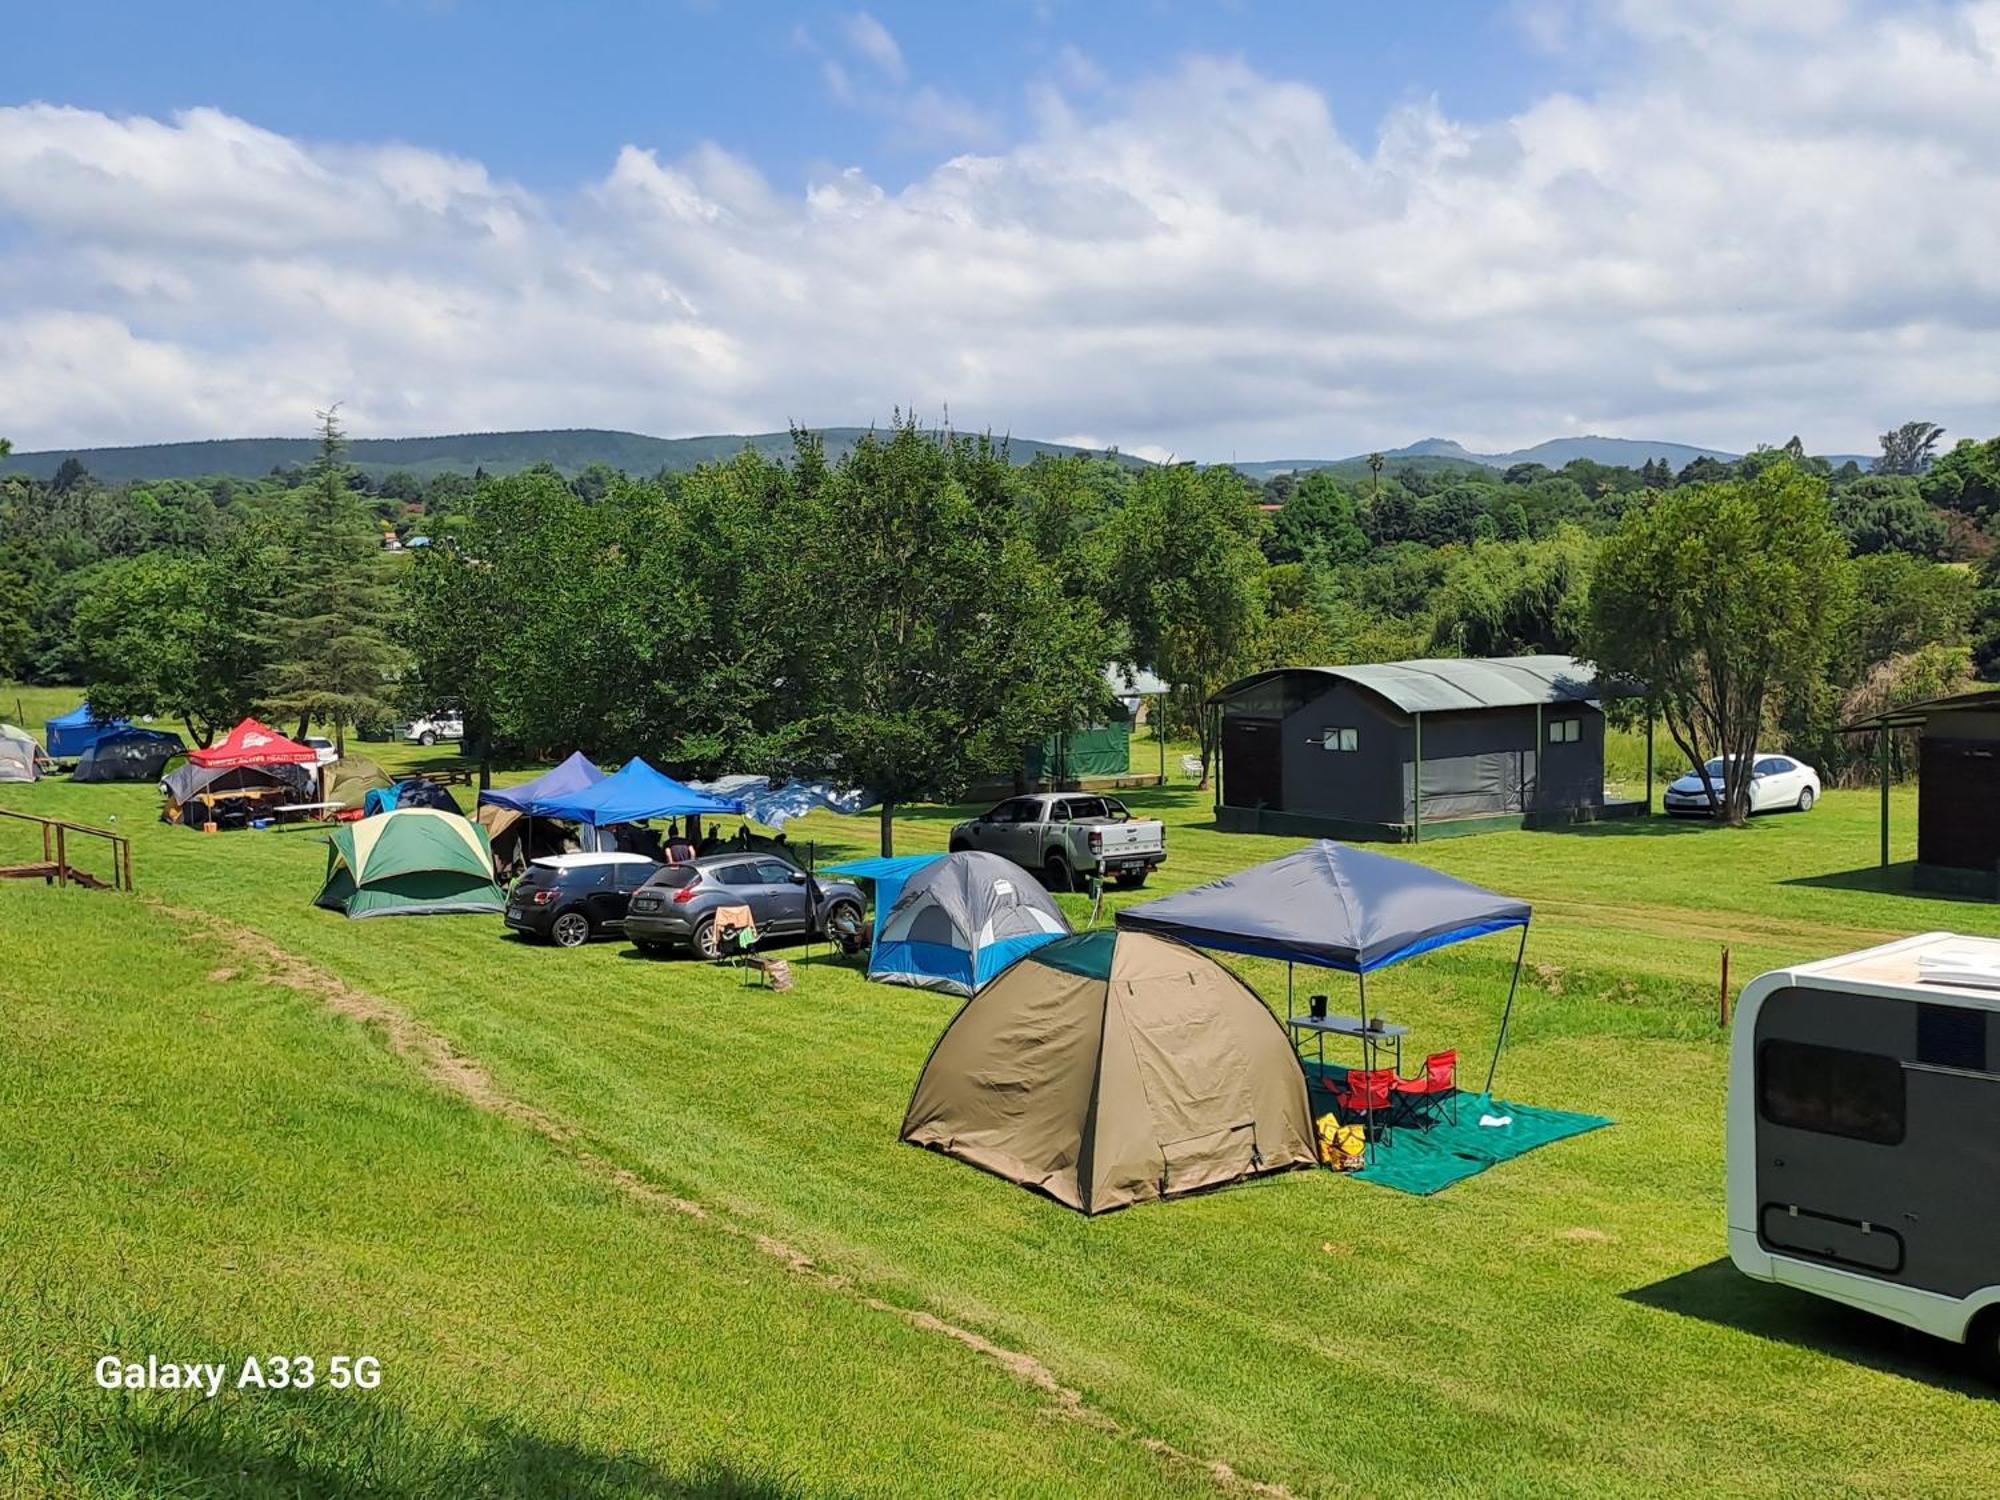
[160,900,1303,1500]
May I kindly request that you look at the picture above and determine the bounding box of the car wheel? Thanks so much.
[1969,1309,2000,1385]
[550,910,591,948]
[419,731,436,747]
[691,915,720,960]
[1044,854,1074,893]
[820,899,862,940]
[1797,786,1816,813]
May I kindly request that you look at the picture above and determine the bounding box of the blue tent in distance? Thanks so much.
[476,751,606,816]
[46,702,129,759]
[1117,840,1527,974]
[536,756,745,828]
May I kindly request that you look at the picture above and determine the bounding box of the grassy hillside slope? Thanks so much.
[4,730,1997,1497]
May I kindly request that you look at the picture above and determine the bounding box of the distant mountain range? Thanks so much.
[0,426,1873,483]
[0,427,1145,484]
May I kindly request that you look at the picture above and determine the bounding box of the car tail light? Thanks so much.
[531,888,557,906]
[1088,830,1102,853]
[672,880,701,904]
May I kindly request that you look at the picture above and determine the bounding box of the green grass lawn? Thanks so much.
[4,711,1998,1498]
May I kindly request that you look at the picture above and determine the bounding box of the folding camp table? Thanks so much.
[1285,1012,1407,1077]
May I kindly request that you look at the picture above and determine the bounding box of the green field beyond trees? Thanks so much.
[5,728,1999,1499]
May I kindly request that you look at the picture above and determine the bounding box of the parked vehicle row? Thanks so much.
[504,849,865,956]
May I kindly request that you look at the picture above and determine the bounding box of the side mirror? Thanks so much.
[789,870,808,884]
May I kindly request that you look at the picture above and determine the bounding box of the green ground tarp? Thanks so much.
[1305,1062,1610,1195]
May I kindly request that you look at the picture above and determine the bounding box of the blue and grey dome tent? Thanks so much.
[823,850,1070,997]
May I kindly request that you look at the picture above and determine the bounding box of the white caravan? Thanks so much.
[1729,932,2000,1373]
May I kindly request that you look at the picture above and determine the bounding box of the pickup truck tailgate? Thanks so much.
[1092,821,1164,857]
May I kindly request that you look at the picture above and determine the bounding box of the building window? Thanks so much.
[1757,1039,1905,1145]
[1321,727,1358,752]
[1547,719,1580,744]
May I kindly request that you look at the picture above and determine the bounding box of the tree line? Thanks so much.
[4,415,1997,838]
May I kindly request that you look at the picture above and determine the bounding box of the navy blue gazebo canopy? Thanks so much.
[1117,840,1529,974]
[1119,841,1533,1093]
[476,750,606,816]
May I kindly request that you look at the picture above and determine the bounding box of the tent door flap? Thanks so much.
[1159,1122,1259,1197]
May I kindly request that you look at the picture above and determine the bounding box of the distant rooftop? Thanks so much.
[1214,654,1616,714]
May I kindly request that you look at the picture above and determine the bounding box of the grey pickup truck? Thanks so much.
[948,792,1167,890]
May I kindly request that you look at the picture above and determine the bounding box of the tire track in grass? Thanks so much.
[157,901,1301,1500]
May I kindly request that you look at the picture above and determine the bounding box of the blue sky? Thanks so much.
[0,2,1994,459]
[3,2,1571,194]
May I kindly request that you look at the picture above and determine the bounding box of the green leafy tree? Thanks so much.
[1430,528,1596,657]
[259,408,401,752]
[1920,435,2000,520]
[1266,472,1367,566]
[793,423,1111,854]
[1585,462,1851,825]
[1877,420,1946,476]
[70,536,274,744]
[1106,463,1266,787]
[1831,475,1948,558]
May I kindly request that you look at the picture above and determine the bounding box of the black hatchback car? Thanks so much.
[503,853,661,948]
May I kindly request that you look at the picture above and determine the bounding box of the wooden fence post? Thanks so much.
[1719,946,1731,1028]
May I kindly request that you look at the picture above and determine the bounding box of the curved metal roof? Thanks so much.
[1212,654,1612,714]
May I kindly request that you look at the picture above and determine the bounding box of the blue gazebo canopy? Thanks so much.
[1116,841,1529,974]
[45,702,129,758]
[536,756,745,828]
[476,751,606,816]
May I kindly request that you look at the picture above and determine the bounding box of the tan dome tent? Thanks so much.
[322,754,392,813]
[901,928,1317,1214]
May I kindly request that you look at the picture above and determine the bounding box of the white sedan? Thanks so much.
[1664,754,1820,816]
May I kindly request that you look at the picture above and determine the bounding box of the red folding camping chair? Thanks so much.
[1336,1068,1398,1149]
[1393,1050,1459,1129]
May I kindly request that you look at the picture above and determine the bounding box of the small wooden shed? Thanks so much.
[1842,688,2000,898]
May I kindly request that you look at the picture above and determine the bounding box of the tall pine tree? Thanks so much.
[260,407,400,753]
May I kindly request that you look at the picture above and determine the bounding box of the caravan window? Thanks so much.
[1758,1039,1905,1145]
[1917,1004,1988,1071]
[1548,719,1580,744]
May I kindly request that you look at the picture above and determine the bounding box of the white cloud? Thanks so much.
[840,11,907,83]
[5,5,2000,457]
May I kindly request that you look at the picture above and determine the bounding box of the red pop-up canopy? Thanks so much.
[188,717,319,769]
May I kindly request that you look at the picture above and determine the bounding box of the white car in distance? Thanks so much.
[1663,753,1820,817]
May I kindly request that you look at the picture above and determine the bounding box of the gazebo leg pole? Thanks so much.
[1879,728,1891,873]
[1483,921,1531,1098]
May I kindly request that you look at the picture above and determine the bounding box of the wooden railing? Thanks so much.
[0,807,134,891]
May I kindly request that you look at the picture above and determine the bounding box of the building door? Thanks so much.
[1221,717,1284,810]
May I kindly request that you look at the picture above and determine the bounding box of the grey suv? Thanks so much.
[623,852,866,958]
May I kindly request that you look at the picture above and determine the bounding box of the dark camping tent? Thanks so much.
[45,703,129,758]
[363,778,461,816]
[161,760,317,827]
[902,929,1317,1213]
[73,727,185,783]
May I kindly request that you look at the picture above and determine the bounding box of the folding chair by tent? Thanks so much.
[1393,1050,1459,1129]
[1335,1068,1397,1156]
[711,903,760,981]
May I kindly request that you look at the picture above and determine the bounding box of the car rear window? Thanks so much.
[643,866,699,889]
